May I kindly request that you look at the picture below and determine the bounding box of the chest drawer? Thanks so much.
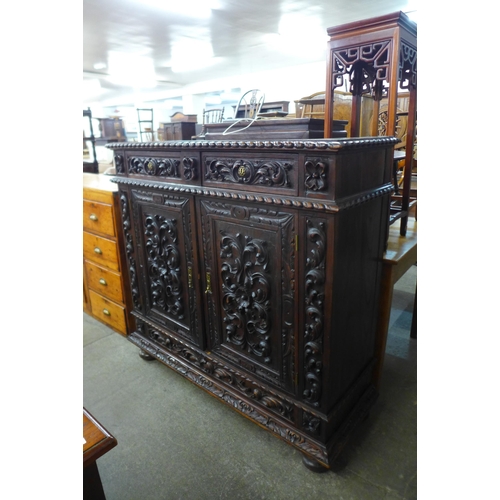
[83,232,120,271]
[89,289,126,334]
[85,260,124,303]
[83,200,116,237]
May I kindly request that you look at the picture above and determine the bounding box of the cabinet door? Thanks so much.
[130,188,203,348]
[199,199,298,393]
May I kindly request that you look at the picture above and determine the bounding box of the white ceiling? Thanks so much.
[83,0,417,108]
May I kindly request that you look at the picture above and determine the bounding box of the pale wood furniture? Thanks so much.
[83,173,134,336]
[373,218,417,388]
[83,408,117,500]
[106,136,398,472]
[324,11,417,236]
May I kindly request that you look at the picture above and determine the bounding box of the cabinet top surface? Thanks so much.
[105,136,398,152]
[83,173,118,192]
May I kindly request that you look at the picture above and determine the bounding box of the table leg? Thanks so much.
[84,462,107,500]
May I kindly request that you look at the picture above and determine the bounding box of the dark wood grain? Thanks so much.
[105,137,397,471]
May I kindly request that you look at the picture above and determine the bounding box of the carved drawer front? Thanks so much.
[89,289,127,334]
[83,232,120,272]
[85,260,124,303]
[83,200,116,237]
[199,199,297,392]
[132,189,203,348]
[202,153,298,196]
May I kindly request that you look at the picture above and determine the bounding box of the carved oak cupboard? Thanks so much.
[106,137,397,471]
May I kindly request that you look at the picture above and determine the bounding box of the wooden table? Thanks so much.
[83,408,117,500]
[373,219,417,388]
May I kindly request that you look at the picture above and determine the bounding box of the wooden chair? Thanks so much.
[194,108,225,138]
[294,91,326,119]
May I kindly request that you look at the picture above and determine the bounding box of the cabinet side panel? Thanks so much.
[326,194,389,411]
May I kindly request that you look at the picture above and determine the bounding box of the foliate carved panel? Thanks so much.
[143,213,184,319]
[128,156,181,178]
[303,219,326,407]
[200,200,296,389]
[131,189,199,342]
[119,192,141,310]
[220,232,272,364]
[205,157,293,189]
[304,159,329,192]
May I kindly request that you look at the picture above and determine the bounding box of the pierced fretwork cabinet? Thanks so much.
[324,11,417,235]
[107,137,398,471]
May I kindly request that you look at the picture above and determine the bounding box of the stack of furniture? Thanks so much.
[324,11,417,235]
[83,173,134,336]
[105,135,398,471]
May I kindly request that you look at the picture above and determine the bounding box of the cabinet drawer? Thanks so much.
[85,260,124,303]
[89,290,126,334]
[83,200,115,237]
[83,232,120,271]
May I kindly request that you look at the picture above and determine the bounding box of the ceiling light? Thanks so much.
[93,62,107,70]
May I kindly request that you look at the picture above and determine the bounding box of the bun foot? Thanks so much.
[139,350,156,361]
[302,456,329,473]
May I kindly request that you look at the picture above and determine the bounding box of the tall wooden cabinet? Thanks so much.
[83,173,134,336]
[106,137,398,470]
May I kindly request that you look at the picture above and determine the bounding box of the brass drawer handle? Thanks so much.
[99,278,107,286]
[94,247,102,254]
[103,309,111,316]
[89,214,98,221]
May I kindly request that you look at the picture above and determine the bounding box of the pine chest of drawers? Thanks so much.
[83,173,134,335]
[105,137,397,471]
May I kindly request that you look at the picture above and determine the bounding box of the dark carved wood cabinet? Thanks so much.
[106,137,398,471]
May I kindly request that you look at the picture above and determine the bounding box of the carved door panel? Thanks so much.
[130,188,203,348]
[199,199,298,393]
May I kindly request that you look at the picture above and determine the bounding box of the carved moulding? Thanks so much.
[129,317,329,464]
[112,177,393,214]
[105,136,399,151]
